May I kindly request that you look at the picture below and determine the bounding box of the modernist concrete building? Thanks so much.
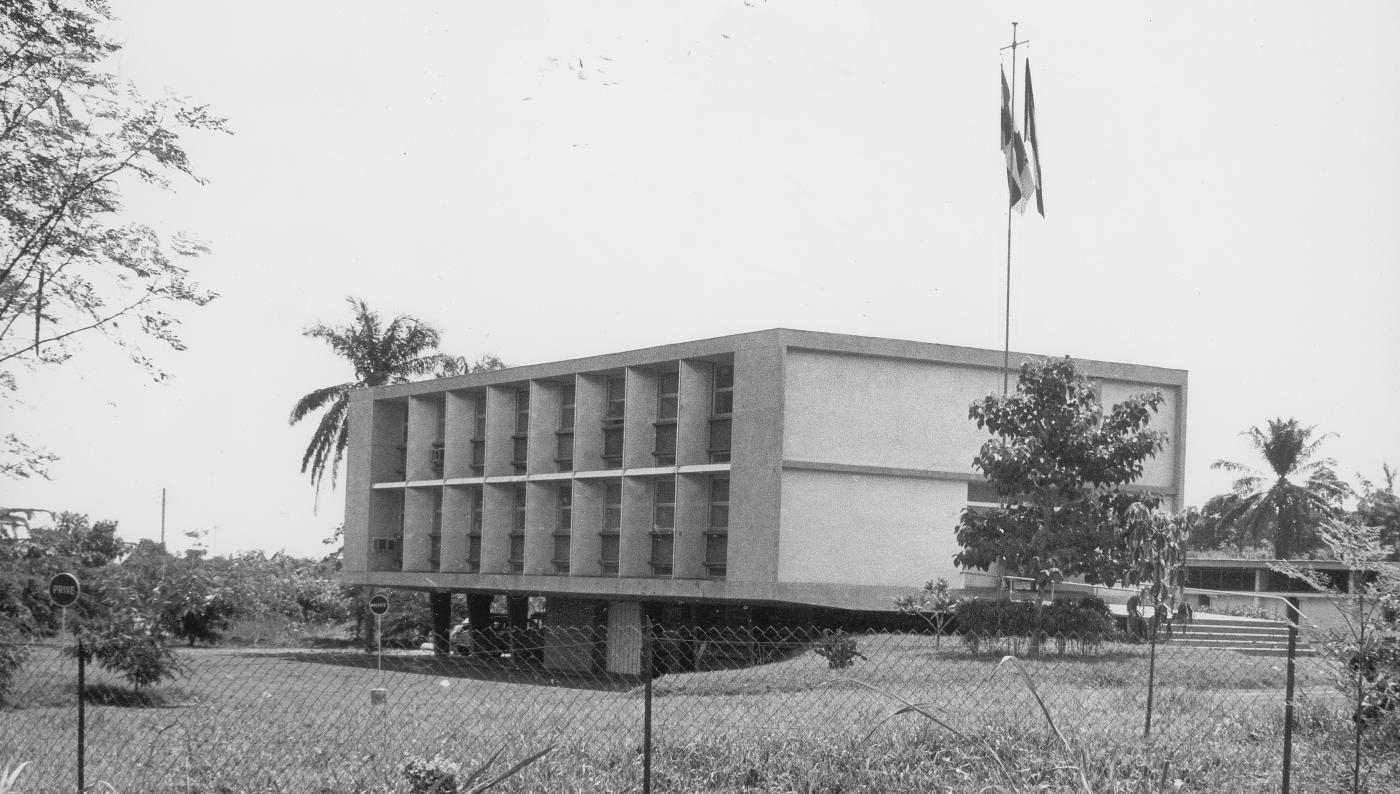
[341,329,1187,672]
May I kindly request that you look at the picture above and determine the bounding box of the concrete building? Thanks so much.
[340,329,1187,672]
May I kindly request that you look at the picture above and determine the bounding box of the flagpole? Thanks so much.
[1001,23,1022,394]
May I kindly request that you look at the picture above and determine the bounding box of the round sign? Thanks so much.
[368,594,390,616]
[49,572,80,607]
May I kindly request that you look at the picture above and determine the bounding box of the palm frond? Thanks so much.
[288,383,353,424]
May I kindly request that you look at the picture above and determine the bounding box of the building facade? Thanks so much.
[341,329,1188,671]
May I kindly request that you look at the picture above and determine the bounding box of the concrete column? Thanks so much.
[528,381,561,473]
[619,476,651,578]
[623,367,657,469]
[465,593,492,653]
[343,390,377,573]
[429,591,452,655]
[406,396,439,482]
[524,481,553,576]
[606,600,643,675]
[674,472,708,579]
[1254,566,1266,611]
[484,385,516,477]
[677,359,712,466]
[481,483,512,573]
[444,391,474,479]
[575,374,606,471]
[403,486,435,571]
[727,345,783,583]
[570,479,603,576]
[440,485,472,572]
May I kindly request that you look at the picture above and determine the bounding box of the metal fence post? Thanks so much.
[77,637,85,794]
[1281,619,1297,793]
[1144,621,1157,737]
[642,621,653,794]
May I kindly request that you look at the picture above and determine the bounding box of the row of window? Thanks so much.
[416,365,733,478]
[387,476,731,579]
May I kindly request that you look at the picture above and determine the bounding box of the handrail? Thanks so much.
[1181,585,1307,623]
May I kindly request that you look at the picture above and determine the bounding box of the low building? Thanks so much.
[340,329,1187,672]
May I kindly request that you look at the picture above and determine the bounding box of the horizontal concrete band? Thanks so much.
[780,459,1178,496]
[342,570,922,612]
[370,462,732,489]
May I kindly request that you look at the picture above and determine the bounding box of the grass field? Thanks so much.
[2,633,1396,793]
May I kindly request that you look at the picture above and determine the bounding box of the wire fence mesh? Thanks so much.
[2,624,1398,793]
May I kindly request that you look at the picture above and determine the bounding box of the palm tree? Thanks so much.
[1209,418,1351,559]
[289,298,476,491]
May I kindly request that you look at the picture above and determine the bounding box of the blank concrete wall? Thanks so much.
[777,468,966,587]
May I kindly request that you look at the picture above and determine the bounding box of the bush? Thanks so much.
[72,616,183,691]
[954,597,1113,656]
[0,641,27,706]
[403,755,461,794]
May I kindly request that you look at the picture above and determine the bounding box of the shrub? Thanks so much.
[403,755,461,794]
[0,642,26,706]
[955,597,1113,656]
[72,615,183,691]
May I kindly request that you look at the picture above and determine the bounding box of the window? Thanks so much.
[657,371,678,421]
[605,375,626,421]
[512,389,530,474]
[557,383,575,472]
[601,480,621,575]
[708,418,731,464]
[560,383,575,430]
[430,489,443,571]
[602,427,623,469]
[431,401,446,475]
[509,485,526,573]
[713,364,733,416]
[650,479,675,576]
[372,537,399,553]
[467,488,482,571]
[654,423,676,466]
[705,476,729,578]
[553,484,572,574]
[555,433,573,472]
[470,396,486,476]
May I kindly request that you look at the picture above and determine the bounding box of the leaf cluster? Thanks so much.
[954,357,1168,585]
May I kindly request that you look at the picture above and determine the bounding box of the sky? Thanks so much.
[4,1,1398,558]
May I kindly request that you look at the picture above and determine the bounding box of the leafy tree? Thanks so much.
[28,511,126,567]
[1207,418,1351,559]
[0,0,225,478]
[953,357,1168,587]
[289,297,505,491]
[893,578,955,645]
[1356,464,1400,562]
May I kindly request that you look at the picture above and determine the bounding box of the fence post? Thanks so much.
[77,637,85,794]
[642,621,653,794]
[1144,620,1157,737]
[1281,620,1296,793]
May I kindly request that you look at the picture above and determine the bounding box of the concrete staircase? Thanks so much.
[1166,614,1316,657]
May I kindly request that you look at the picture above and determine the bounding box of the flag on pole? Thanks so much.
[1000,67,1039,215]
[1024,60,1044,217]
[1000,68,1024,209]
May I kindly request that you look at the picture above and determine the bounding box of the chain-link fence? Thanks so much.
[3,625,1397,793]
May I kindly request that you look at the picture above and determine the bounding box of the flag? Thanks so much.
[1023,60,1044,217]
[1000,68,1023,209]
[1001,68,1035,213]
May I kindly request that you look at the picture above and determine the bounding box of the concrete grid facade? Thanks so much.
[341,329,1187,671]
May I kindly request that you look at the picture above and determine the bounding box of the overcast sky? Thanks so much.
[4,1,1398,558]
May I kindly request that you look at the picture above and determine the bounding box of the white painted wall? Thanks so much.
[777,468,965,587]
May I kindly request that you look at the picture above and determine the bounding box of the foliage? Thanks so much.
[289,297,504,491]
[0,761,29,794]
[1272,519,1400,785]
[1356,464,1400,562]
[1203,418,1351,558]
[0,435,56,480]
[0,0,224,477]
[402,746,555,794]
[1121,504,1195,637]
[892,578,955,642]
[0,639,25,706]
[952,597,1113,656]
[74,612,183,690]
[954,357,1168,586]
[28,511,126,567]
